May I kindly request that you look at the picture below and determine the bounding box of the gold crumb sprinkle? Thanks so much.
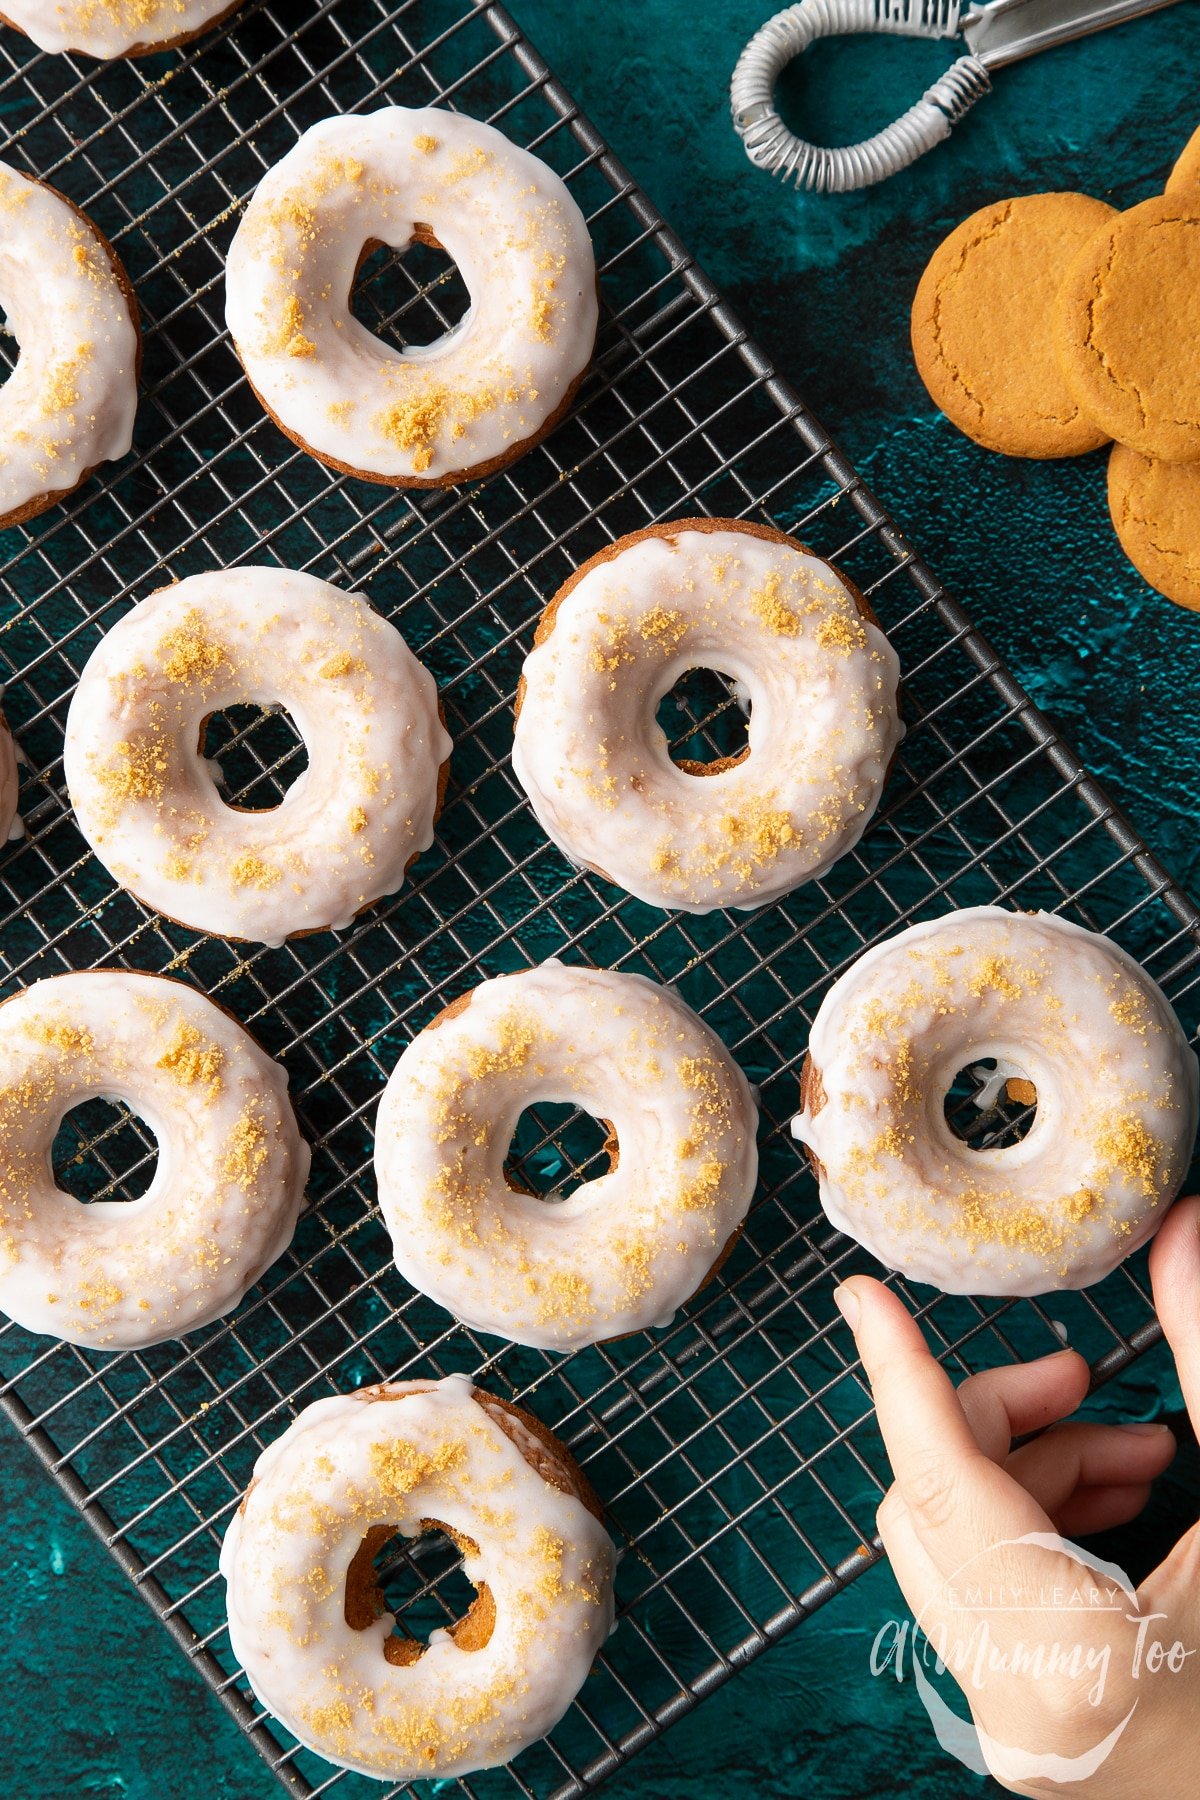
[369,1434,465,1499]
[155,1018,224,1102]
[465,1011,537,1080]
[27,1018,93,1054]
[319,649,366,679]
[1095,1115,1163,1198]
[268,293,316,359]
[816,611,868,655]
[229,850,281,890]
[158,608,229,687]
[77,1277,124,1315]
[750,570,801,635]
[221,1104,269,1185]
[97,733,168,808]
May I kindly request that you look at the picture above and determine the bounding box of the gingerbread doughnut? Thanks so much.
[0,160,139,528]
[221,1375,614,1779]
[225,107,597,486]
[512,519,902,913]
[793,907,1198,1295]
[374,960,759,1349]
[0,969,308,1349]
[64,567,451,945]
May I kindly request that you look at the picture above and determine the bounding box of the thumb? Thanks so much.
[1149,1194,1200,1430]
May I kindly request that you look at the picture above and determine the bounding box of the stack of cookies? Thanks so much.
[911,125,1200,612]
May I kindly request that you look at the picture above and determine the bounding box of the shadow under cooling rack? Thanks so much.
[1,3,1199,1799]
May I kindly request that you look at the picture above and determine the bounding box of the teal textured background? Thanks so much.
[5,3,1200,1797]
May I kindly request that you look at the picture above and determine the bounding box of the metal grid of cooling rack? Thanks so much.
[1,2,1199,1797]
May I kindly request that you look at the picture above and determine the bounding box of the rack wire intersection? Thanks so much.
[0,2,1198,1796]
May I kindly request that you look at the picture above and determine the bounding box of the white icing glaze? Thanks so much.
[374,960,758,1349]
[225,107,597,483]
[64,567,451,946]
[0,162,138,524]
[0,969,309,1348]
[2,0,240,56]
[220,1374,615,1780]
[512,525,903,912]
[793,906,1200,1294]
[0,705,19,841]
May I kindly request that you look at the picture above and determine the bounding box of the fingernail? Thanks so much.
[833,1283,861,1330]
[1117,1421,1172,1437]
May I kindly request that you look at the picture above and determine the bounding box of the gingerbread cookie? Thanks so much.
[1055,193,1200,464]
[911,193,1116,458]
[1108,443,1200,611]
[1166,124,1200,195]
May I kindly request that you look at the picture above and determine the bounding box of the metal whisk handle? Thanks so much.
[731,0,992,193]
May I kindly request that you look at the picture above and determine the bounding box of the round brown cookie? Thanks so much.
[910,192,1116,458]
[1108,442,1200,611]
[1055,192,1200,463]
[1166,123,1200,195]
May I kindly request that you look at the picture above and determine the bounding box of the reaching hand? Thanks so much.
[835,1194,1200,1796]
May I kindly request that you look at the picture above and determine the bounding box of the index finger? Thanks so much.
[837,1275,1050,1574]
[1149,1194,1200,1429]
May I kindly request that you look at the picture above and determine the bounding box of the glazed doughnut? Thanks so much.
[0,0,245,57]
[225,106,597,486]
[221,1374,615,1780]
[0,969,309,1349]
[374,960,758,1350]
[0,702,19,841]
[0,161,139,528]
[793,906,1199,1295]
[512,519,903,913]
[64,567,451,946]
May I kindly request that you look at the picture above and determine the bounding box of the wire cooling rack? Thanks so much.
[1,2,1199,1796]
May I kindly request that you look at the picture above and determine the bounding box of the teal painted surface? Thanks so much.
[5,3,1200,1798]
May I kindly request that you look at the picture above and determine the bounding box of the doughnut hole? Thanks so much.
[943,1058,1038,1151]
[52,1095,159,1203]
[0,304,17,385]
[345,1522,494,1665]
[504,1102,616,1201]
[201,703,308,810]
[656,665,750,774]
[350,235,471,353]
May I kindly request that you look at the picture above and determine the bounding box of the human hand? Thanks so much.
[837,1194,1200,1796]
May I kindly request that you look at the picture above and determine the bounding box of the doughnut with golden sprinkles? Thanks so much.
[64,567,451,945]
[512,519,903,912]
[0,0,246,58]
[0,969,309,1349]
[374,960,759,1350]
[0,160,139,528]
[793,907,1199,1295]
[221,1374,615,1781]
[225,106,598,486]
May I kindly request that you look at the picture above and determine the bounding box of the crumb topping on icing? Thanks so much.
[793,908,1198,1297]
[158,608,229,686]
[0,969,306,1351]
[221,1102,269,1185]
[155,1017,224,1101]
[512,527,902,913]
[375,964,757,1351]
[222,1377,614,1779]
[230,850,281,890]
[749,568,801,634]
[224,107,596,483]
